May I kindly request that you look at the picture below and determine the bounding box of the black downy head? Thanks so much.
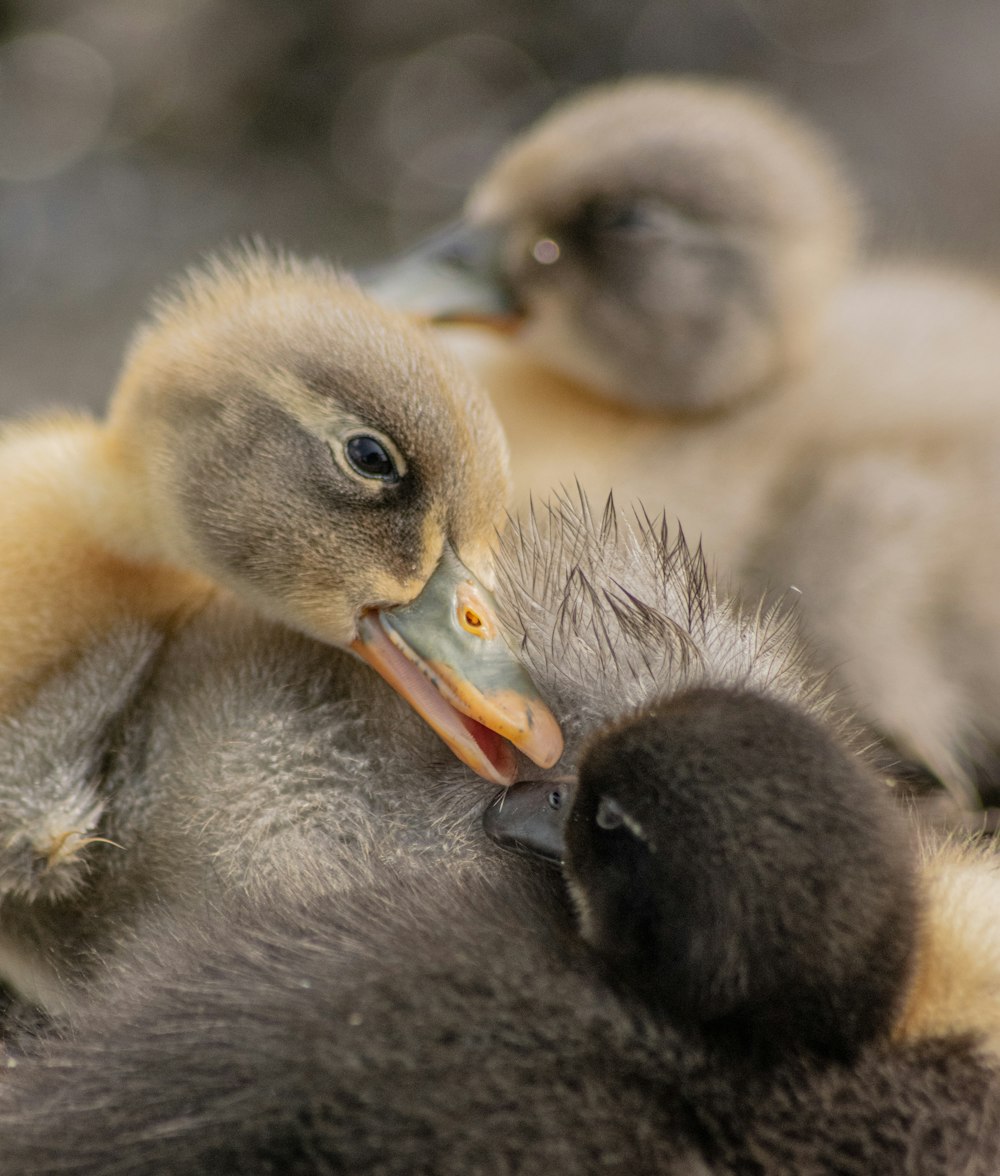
[486,685,919,1062]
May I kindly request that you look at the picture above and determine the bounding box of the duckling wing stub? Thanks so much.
[362,221,521,327]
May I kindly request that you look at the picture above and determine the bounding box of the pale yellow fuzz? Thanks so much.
[0,416,213,713]
[895,839,1000,1057]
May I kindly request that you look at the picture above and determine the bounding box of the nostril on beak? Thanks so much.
[455,582,496,641]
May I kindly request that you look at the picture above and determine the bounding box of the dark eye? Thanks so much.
[345,435,399,483]
[547,786,565,810]
[577,198,661,241]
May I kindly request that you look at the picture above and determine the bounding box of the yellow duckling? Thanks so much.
[368,76,1000,806]
[0,250,562,792]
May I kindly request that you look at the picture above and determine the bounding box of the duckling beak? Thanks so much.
[482,776,578,862]
[351,547,564,785]
[361,221,522,329]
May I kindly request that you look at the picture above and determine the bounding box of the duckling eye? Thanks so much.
[547,786,566,810]
[595,796,625,831]
[344,435,399,483]
[580,198,659,238]
[597,203,645,232]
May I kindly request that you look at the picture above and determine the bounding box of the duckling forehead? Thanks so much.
[469,78,853,236]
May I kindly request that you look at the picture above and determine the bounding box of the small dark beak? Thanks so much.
[483,775,579,863]
[362,220,522,328]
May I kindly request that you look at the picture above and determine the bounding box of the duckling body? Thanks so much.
[370,77,1000,803]
[0,251,564,820]
[0,682,997,1174]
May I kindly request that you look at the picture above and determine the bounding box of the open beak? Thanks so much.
[351,546,563,786]
[361,220,522,330]
[482,775,579,862]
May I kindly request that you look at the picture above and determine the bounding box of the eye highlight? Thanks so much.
[531,237,561,265]
[343,433,401,483]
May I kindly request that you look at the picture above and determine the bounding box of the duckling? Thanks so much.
[367,75,1000,806]
[0,248,563,827]
[892,836,1000,1056]
[486,684,918,1063]
[489,693,1000,1069]
[0,691,997,1175]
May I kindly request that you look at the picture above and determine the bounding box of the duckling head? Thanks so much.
[104,249,563,784]
[487,685,917,1061]
[369,77,858,413]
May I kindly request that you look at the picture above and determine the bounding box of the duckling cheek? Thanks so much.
[516,290,625,402]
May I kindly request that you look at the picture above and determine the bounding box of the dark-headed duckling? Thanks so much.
[488,686,917,1063]
[0,691,997,1174]
[0,249,563,805]
[368,76,1000,806]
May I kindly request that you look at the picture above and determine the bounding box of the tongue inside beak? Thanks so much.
[350,549,563,786]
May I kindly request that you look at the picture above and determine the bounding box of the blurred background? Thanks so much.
[2,0,1000,416]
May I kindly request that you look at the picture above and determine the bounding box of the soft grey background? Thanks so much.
[2,0,999,418]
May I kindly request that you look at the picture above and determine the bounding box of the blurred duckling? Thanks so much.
[0,685,997,1174]
[367,76,1000,806]
[0,249,563,814]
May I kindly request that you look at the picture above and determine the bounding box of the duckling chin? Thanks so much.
[367,76,1000,807]
[0,249,562,787]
